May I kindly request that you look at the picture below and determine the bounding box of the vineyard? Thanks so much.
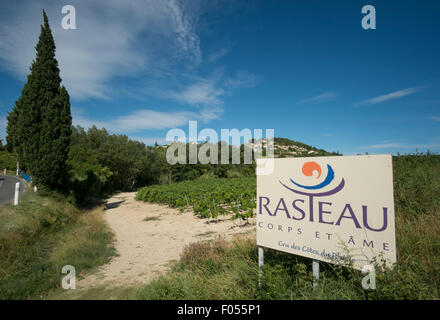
[136,177,256,221]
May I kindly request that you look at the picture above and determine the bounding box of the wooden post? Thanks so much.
[14,182,20,206]
[258,246,264,288]
[312,260,319,290]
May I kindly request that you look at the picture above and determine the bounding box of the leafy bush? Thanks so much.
[0,150,18,171]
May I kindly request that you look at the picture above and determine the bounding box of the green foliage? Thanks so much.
[6,11,71,190]
[273,137,339,158]
[68,125,161,194]
[36,85,72,189]
[393,153,440,217]
[5,108,19,152]
[67,143,113,203]
[274,137,317,149]
[65,129,332,202]
[0,150,18,171]
[136,177,256,220]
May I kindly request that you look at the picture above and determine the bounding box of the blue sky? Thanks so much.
[0,0,439,155]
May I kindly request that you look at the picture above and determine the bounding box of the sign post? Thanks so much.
[14,182,20,206]
[258,246,264,288]
[312,260,319,290]
[256,155,397,281]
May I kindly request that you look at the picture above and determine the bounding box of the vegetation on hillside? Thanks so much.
[273,137,340,158]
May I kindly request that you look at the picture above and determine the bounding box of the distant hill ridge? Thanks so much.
[247,137,339,158]
[158,137,339,158]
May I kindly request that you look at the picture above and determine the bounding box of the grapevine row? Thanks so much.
[136,177,256,220]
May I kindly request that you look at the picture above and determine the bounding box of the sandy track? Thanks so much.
[75,192,255,290]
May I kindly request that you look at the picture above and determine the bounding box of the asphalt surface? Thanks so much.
[0,175,27,206]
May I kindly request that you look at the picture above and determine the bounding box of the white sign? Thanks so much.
[256,155,396,270]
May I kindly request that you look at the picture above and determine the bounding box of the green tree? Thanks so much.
[6,10,72,189]
[5,109,19,152]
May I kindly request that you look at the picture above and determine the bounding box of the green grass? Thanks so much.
[45,284,139,300]
[137,153,440,300]
[0,191,116,299]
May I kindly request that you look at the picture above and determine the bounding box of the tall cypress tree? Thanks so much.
[6,10,72,189]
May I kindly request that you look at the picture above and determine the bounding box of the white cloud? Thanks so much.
[355,86,425,107]
[362,142,440,150]
[72,107,220,133]
[207,48,229,64]
[430,116,440,122]
[224,70,260,90]
[170,81,225,106]
[297,92,339,104]
[0,0,203,100]
[146,69,259,108]
[0,0,260,139]
[363,143,403,149]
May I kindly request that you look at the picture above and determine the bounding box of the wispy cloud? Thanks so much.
[0,0,203,100]
[207,48,229,64]
[72,107,216,133]
[363,143,403,149]
[297,92,339,104]
[146,69,259,110]
[0,0,261,138]
[430,116,440,122]
[361,142,440,150]
[224,70,260,90]
[355,86,425,107]
[169,81,225,106]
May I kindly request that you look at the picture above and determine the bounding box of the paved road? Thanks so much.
[0,175,26,206]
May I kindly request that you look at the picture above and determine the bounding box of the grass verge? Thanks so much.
[0,191,116,299]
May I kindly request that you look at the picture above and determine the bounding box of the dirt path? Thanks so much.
[74,192,256,292]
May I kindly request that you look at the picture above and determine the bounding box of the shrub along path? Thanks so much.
[65,192,255,295]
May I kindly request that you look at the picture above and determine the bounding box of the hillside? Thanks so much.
[246,137,340,158]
